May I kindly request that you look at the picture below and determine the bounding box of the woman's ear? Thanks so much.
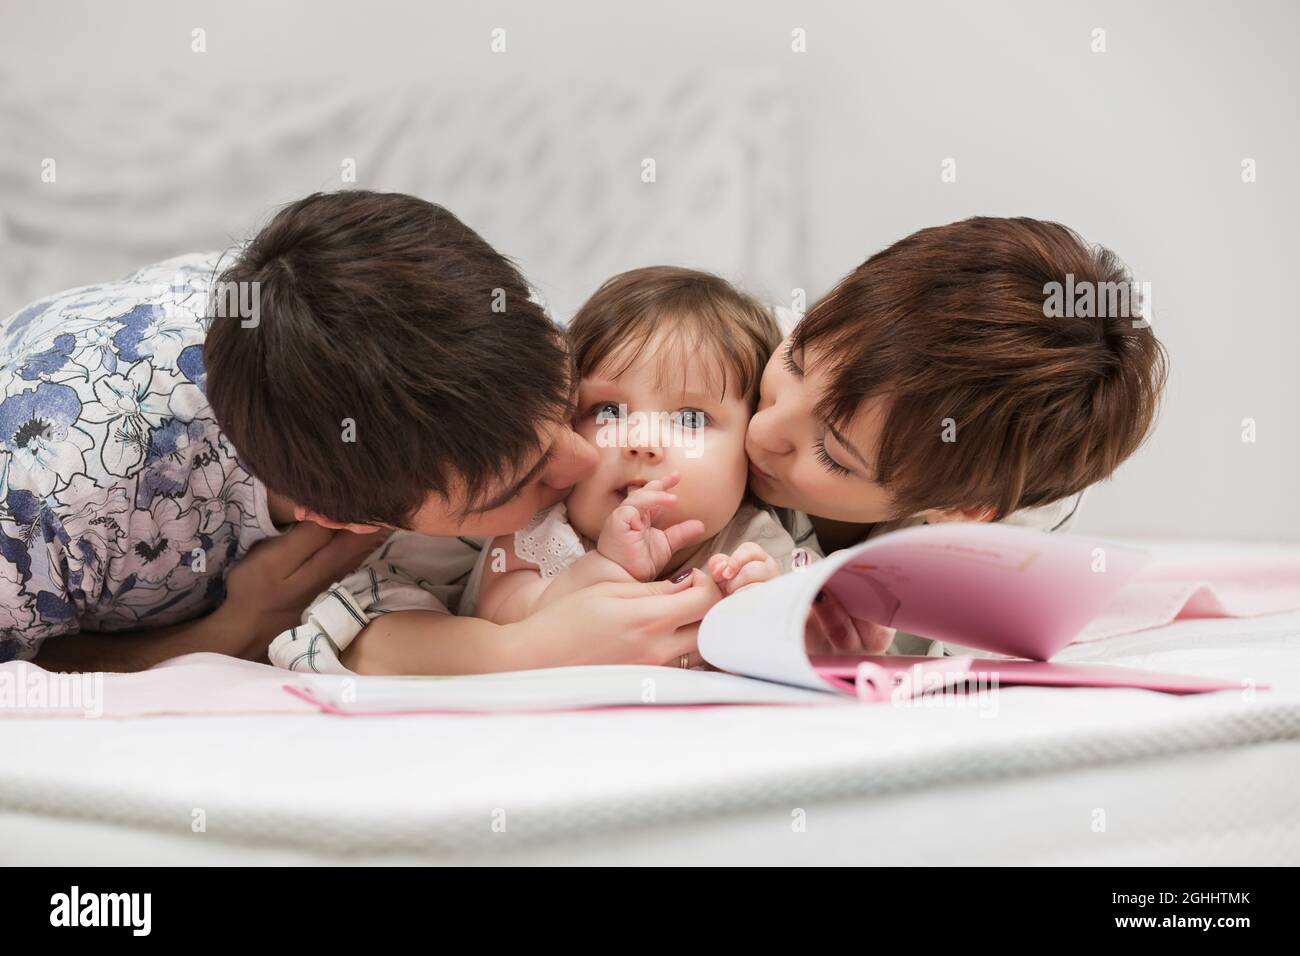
[292,503,385,535]
[916,505,997,525]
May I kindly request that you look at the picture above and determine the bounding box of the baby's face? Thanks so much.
[566,330,752,546]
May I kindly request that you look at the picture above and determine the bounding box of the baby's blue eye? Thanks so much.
[594,402,623,422]
[673,409,709,429]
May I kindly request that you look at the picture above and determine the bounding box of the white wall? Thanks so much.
[2,0,1296,540]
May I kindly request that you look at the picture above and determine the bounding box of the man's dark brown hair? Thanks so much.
[794,216,1169,520]
[204,190,571,526]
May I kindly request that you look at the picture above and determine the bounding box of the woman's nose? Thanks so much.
[747,404,795,456]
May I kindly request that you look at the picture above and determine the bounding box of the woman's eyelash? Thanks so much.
[782,343,804,377]
[813,436,851,476]
[786,346,847,476]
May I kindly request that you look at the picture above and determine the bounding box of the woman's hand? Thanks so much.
[596,473,706,582]
[803,588,896,657]
[706,542,781,595]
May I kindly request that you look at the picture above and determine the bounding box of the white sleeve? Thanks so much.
[267,531,481,674]
[999,487,1089,534]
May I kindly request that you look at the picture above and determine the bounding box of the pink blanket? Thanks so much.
[0,653,313,719]
[1076,554,1300,642]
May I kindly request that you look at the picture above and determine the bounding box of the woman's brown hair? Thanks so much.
[793,216,1169,520]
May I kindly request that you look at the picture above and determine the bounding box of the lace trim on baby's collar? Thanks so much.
[513,503,586,578]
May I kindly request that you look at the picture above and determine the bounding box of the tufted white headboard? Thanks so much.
[0,67,804,322]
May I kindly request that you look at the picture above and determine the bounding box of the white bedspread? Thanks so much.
[2,599,1297,865]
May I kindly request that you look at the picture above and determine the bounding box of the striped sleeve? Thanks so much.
[267,531,481,674]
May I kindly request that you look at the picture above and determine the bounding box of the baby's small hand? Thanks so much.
[707,542,781,595]
[598,473,706,582]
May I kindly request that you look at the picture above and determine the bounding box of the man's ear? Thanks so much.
[292,504,385,535]
[915,505,997,525]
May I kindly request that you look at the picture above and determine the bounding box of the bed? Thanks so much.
[3,538,1297,867]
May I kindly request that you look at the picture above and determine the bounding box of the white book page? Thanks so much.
[293,665,840,713]
[698,557,845,692]
[698,522,1149,690]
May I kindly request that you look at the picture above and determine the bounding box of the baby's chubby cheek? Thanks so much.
[667,441,748,539]
[562,473,616,543]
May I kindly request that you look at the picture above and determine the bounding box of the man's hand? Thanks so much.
[218,522,387,661]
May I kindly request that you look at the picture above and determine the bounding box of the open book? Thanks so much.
[286,523,1246,714]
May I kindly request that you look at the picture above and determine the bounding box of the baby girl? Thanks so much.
[461,266,815,627]
[268,266,816,674]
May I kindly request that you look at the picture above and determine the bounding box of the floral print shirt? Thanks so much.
[0,253,279,662]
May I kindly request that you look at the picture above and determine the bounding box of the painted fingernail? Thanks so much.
[671,569,692,584]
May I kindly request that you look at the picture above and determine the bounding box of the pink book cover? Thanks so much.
[698,522,1280,700]
[812,655,1251,702]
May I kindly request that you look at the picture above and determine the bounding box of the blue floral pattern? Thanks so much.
[0,253,276,662]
